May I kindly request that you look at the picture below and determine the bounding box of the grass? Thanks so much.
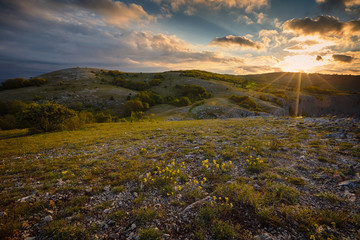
[0,117,359,239]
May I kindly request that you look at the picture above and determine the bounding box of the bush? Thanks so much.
[176,84,212,101]
[149,78,162,86]
[1,77,47,90]
[78,111,95,124]
[28,77,47,86]
[229,95,261,112]
[0,100,28,116]
[175,96,191,106]
[138,227,162,240]
[1,78,28,89]
[124,99,147,115]
[18,102,78,132]
[0,114,18,130]
[210,220,235,240]
[136,91,163,107]
[112,78,148,91]
[94,112,112,123]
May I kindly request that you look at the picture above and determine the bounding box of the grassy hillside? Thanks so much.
[0,117,359,239]
[0,68,359,121]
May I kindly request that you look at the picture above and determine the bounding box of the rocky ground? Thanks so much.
[0,116,359,239]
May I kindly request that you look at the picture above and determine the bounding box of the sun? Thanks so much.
[280,55,325,72]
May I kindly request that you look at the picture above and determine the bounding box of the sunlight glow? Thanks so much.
[280,55,325,72]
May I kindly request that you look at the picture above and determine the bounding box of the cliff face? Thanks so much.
[289,94,360,117]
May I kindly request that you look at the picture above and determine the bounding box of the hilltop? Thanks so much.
[0,68,359,121]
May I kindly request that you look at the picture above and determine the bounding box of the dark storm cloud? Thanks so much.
[210,35,262,49]
[283,15,360,36]
[283,16,344,35]
[316,55,323,61]
[316,0,360,12]
[317,0,346,11]
[332,54,354,62]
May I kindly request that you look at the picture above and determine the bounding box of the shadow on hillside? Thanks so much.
[0,129,31,140]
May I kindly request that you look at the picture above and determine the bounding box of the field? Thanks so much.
[1,117,359,239]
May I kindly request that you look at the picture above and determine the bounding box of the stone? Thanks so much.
[17,195,35,203]
[44,215,53,222]
[85,187,93,194]
[324,132,346,139]
[131,223,136,230]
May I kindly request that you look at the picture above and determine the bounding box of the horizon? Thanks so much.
[0,0,360,79]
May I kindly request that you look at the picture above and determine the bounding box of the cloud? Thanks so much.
[237,15,255,24]
[332,54,354,62]
[210,35,263,49]
[316,0,360,12]
[153,0,269,13]
[72,0,156,27]
[316,55,324,61]
[283,15,360,37]
[283,16,344,35]
[2,0,155,29]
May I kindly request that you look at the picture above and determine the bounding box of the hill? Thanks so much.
[0,68,359,120]
[0,117,359,239]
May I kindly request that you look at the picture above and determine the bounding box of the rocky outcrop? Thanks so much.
[289,94,360,117]
[189,104,255,119]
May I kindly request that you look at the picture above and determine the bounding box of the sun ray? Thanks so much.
[258,72,288,92]
[312,73,338,90]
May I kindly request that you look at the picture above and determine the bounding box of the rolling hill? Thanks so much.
[0,67,359,120]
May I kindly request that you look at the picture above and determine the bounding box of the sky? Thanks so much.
[0,0,359,79]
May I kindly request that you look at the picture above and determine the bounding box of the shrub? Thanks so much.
[149,78,162,86]
[179,70,243,85]
[17,102,78,132]
[1,77,47,90]
[210,220,235,240]
[175,96,191,106]
[0,114,18,130]
[136,91,163,107]
[0,100,28,116]
[28,77,47,86]
[1,78,28,89]
[78,111,95,124]
[176,84,212,101]
[229,95,261,111]
[264,183,300,205]
[112,78,148,91]
[138,227,162,240]
[124,99,147,115]
[94,112,112,123]
[134,207,158,225]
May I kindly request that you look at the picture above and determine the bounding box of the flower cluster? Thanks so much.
[245,155,266,173]
[142,159,186,196]
[140,148,148,156]
[210,195,233,211]
[189,177,207,190]
[201,159,233,174]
